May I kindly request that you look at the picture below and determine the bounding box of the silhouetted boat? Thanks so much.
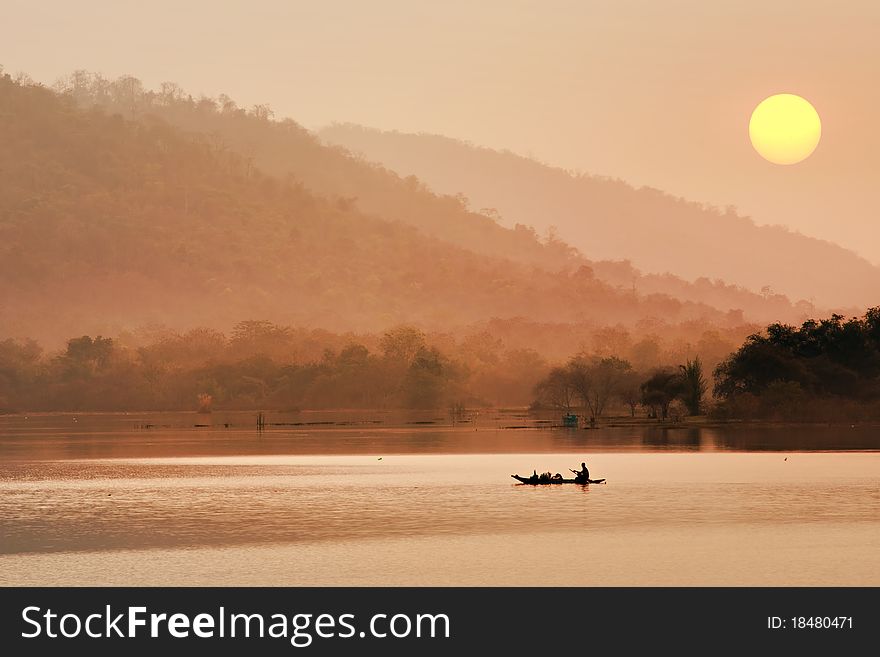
[511,474,606,485]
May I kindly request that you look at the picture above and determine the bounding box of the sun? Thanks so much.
[749,94,821,165]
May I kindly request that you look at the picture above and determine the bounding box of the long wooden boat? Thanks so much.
[511,474,606,485]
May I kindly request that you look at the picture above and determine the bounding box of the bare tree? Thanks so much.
[567,355,632,419]
[618,369,643,417]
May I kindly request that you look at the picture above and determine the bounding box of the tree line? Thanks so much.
[532,354,707,420]
[0,323,540,412]
[3,310,877,419]
[534,308,880,422]
[712,308,880,421]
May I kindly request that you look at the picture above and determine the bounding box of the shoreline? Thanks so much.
[2,408,879,430]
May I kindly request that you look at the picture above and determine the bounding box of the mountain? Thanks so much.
[54,73,581,275]
[318,124,878,309]
[51,72,807,326]
[1,72,764,350]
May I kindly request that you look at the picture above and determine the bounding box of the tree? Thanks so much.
[618,369,643,417]
[567,355,632,419]
[759,380,807,419]
[714,308,880,409]
[640,368,685,420]
[250,104,274,121]
[0,338,42,411]
[587,356,632,418]
[714,340,809,398]
[230,321,294,361]
[565,356,592,414]
[679,357,707,415]
[159,81,184,105]
[591,326,632,358]
[534,355,632,418]
[380,326,426,365]
[404,347,450,409]
[65,336,114,371]
[109,75,144,115]
[631,335,662,370]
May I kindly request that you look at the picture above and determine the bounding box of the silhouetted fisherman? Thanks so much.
[571,461,590,481]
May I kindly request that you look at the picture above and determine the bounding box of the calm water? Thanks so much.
[1,413,878,586]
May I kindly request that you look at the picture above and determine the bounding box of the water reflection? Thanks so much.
[0,412,878,461]
[639,427,703,448]
[2,452,878,558]
[1,413,878,586]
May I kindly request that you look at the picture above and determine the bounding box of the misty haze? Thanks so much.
[1,1,878,592]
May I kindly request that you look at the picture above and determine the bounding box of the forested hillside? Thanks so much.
[53,72,804,325]
[1,72,748,349]
[319,124,878,309]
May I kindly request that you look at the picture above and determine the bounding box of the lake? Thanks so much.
[1,412,878,586]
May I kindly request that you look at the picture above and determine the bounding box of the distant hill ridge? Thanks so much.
[318,123,878,309]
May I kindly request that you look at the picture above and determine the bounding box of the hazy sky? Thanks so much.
[4,0,879,262]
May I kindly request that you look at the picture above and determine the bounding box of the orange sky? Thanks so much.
[4,0,879,262]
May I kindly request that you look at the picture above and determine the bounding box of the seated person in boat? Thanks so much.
[552,472,563,480]
[571,461,590,480]
[539,471,553,481]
